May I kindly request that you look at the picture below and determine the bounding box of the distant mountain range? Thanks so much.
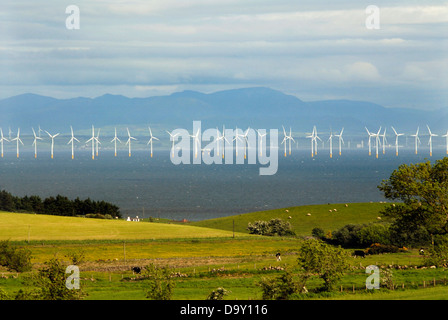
[0,87,446,136]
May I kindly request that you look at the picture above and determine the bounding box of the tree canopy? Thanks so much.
[0,190,121,219]
[378,157,448,245]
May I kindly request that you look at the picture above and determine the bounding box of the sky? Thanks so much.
[0,0,447,110]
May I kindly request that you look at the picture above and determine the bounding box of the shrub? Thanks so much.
[247,218,295,237]
[365,243,400,255]
[423,235,448,267]
[311,227,325,239]
[259,271,301,300]
[0,287,10,300]
[0,241,32,272]
[331,224,364,247]
[206,287,231,300]
[331,223,393,248]
[25,258,86,300]
[145,263,176,300]
[357,224,391,247]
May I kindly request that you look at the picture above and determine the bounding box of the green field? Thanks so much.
[1,202,447,301]
[191,202,390,235]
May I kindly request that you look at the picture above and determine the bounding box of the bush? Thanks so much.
[206,287,231,300]
[145,263,175,300]
[0,241,32,272]
[25,258,86,300]
[357,224,391,247]
[423,235,448,267]
[365,243,400,255]
[247,218,295,236]
[331,224,364,247]
[259,271,301,300]
[331,223,392,248]
[311,227,325,239]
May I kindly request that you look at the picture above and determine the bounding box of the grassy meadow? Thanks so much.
[0,202,447,300]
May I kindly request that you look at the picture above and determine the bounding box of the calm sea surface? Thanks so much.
[0,147,444,221]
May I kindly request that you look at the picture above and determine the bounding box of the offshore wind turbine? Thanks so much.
[365,127,375,156]
[374,127,381,158]
[410,127,421,155]
[67,126,80,159]
[381,128,387,155]
[125,128,137,157]
[32,127,43,158]
[335,128,344,156]
[0,128,8,158]
[328,130,334,158]
[86,125,97,160]
[257,130,267,156]
[216,127,226,158]
[233,127,244,157]
[242,127,251,159]
[147,126,159,158]
[166,130,179,158]
[427,125,437,157]
[391,126,404,156]
[45,130,60,159]
[11,128,24,158]
[306,126,316,157]
[283,126,295,156]
[313,126,322,156]
[217,125,230,159]
[95,128,101,157]
[111,127,121,157]
[190,128,201,159]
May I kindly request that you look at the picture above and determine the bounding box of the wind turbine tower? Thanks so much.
[427,125,437,157]
[335,128,344,156]
[32,127,43,158]
[67,126,80,159]
[410,127,421,155]
[86,125,97,160]
[166,130,179,158]
[391,126,404,156]
[257,130,267,157]
[45,130,60,159]
[147,126,159,158]
[0,128,8,158]
[125,128,137,157]
[95,128,101,157]
[328,130,333,158]
[12,128,24,158]
[306,126,315,157]
[381,128,387,155]
[111,127,121,157]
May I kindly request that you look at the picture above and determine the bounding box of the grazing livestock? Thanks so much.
[353,250,366,258]
[276,253,281,261]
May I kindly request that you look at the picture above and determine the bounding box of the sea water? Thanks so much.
[0,147,443,221]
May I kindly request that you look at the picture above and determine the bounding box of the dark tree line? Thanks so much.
[0,190,121,219]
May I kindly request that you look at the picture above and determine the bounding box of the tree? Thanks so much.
[297,239,350,292]
[145,263,175,300]
[378,158,448,246]
[26,258,85,300]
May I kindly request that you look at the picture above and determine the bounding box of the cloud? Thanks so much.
[0,0,446,110]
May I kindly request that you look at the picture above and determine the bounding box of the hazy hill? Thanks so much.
[0,87,444,135]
